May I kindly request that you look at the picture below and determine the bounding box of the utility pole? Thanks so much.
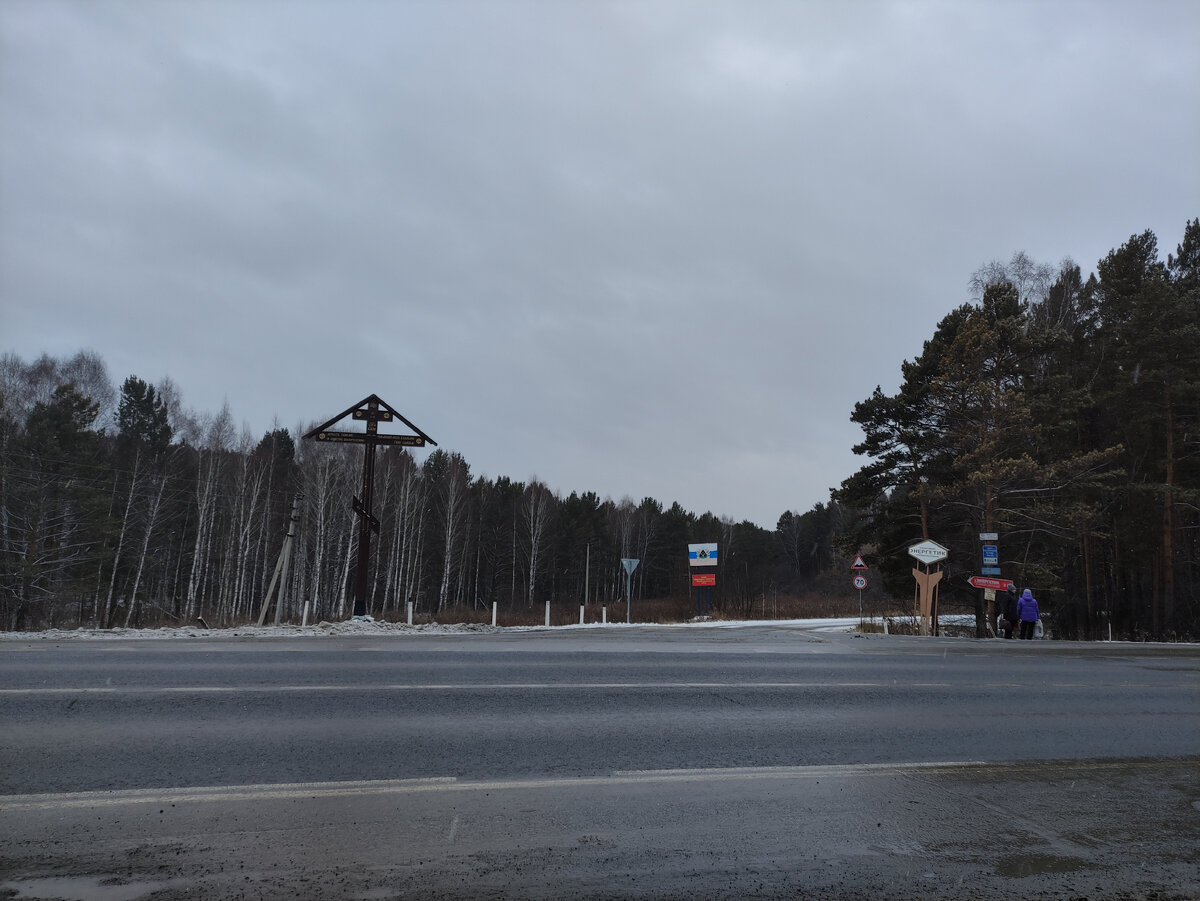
[275,495,301,625]
[257,494,302,626]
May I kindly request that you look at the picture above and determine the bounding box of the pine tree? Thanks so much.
[5,385,106,628]
[116,376,172,457]
[1090,229,1198,635]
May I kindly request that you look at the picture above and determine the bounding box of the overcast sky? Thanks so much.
[2,1,1197,528]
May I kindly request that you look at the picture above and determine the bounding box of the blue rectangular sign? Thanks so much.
[981,566,1002,575]
[982,545,998,562]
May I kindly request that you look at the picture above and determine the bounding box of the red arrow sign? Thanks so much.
[968,576,1015,591]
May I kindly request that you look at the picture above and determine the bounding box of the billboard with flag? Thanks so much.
[688,543,718,566]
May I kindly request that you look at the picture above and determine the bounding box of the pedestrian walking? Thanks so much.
[1000,588,1019,639]
[1016,588,1039,640]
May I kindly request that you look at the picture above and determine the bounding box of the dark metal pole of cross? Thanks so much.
[303,394,436,620]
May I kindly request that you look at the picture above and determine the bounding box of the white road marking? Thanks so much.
[1,758,1181,815]
[1,680,1164,696]
[0,762,991,813]
[0,681,892,695]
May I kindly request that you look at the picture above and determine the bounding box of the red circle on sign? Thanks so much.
[853,575,867,590]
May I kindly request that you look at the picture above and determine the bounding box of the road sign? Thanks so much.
[853,575,867,590]
[688,544,718,566]
[692,572,716,587]
[851,555,868,570]
[979,532,999,541]
[968,575,1015,591]
[908,540,949,563]
[982,545,998,563]
[981,566,1002,575]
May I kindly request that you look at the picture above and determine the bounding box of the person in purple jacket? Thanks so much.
[1016,588,1039,639]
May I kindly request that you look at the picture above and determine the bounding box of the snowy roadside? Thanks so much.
[0,617,868,641]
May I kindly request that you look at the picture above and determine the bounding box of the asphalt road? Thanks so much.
[1,624,1198,899]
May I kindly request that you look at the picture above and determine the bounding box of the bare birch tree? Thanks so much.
[103,451,140,628]
[186,405,234,621]
[522,480,555,608]
[123,469,170,627]
[436,453,471,614]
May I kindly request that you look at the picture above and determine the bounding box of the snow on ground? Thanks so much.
[0,617,882,641]
[0,620,499,641]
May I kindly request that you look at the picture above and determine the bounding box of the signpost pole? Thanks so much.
[851,557,868,627]
[978,531,1000,638]
[621,558,640,624]
[688,543,718,618]
[626,568,633,624]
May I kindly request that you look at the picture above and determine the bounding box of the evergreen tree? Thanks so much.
[116,375,172,457]
[3,385,107,628]
[835,306,972,598]
[1090,229,1198,635]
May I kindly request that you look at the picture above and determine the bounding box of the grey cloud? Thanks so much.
[3,0,1197,526]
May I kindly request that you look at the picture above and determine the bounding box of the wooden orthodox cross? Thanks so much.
[302,394,436,618]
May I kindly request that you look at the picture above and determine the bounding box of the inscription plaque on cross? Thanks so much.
[303,394,436,618]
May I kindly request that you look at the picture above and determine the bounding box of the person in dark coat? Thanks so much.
[1016,588,1039,640]
[1001,589,1019,639]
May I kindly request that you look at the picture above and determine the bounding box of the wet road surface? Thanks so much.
[1,625,1197,898]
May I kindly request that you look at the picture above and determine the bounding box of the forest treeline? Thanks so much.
[2,219,1197,638]
[0,357,835,632]
[838,220,1199,640]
